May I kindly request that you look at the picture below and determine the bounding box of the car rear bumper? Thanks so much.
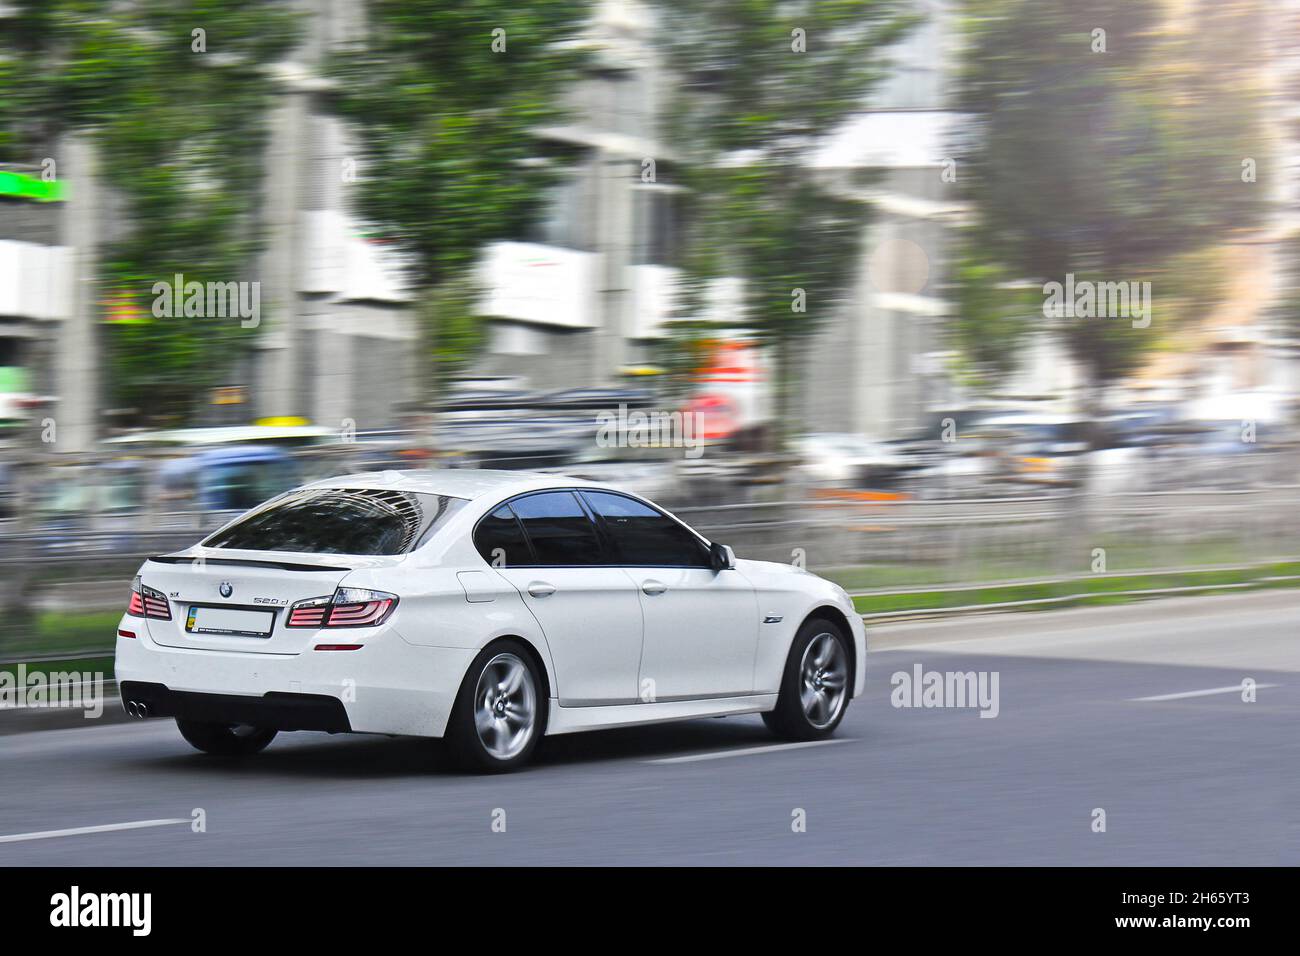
[115,616,475,737]
[120,681,352,733]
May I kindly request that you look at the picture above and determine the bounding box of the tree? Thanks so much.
[420,276,488,401]
[654,0,919,442]
[327,0,592,394]
[0,0,302,421]
[948,249,1035,394]
[954,0,1267,397]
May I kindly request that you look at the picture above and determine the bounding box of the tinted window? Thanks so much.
[204,489,466,555]
[509,491,606,566]
[582,491,709,567]
[474,504,533,567]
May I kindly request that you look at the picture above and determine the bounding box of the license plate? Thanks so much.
[185,606,274,638]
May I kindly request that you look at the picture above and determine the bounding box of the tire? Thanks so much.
[763,617,852,740]
[176,719,277,756]
[446,640,545,773]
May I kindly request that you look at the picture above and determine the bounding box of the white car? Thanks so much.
[116,470,865,771]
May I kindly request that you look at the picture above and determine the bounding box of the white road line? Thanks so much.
[1129,683,1279,702]
[0,818,189,845]
[647,738,853,765]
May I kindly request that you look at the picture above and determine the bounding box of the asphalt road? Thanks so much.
[2,590,1296,866]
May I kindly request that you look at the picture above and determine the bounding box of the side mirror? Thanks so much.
[709,542,736,572]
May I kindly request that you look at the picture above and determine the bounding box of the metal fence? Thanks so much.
[674,486,1300,591]
[4,486,1296,610]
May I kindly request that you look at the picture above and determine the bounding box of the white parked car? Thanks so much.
[116,470,865,771]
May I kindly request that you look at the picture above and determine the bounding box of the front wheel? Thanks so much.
[763,618,852,740]
[446,641,544,773]
[176,719,277,756]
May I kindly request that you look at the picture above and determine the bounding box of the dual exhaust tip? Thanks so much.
[124,700,151,719]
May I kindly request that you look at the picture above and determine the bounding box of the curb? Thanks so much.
[0,697,133,735]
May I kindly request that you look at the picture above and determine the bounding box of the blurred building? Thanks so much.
[0,147,95,451]
[800,0,963,439]
[1266,0,1300,410]
[2,0,970,448]
[474,0,681,388]
[474,0,971,441]
[253,0,419,432]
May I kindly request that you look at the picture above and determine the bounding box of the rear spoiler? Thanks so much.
[147,555,352,573]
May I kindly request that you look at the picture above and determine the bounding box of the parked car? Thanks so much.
[155,445,301,517]
[793,432,914,490]
[116,469,865,771]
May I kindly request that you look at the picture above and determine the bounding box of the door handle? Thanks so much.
[641,580,667,595]
[527,582,556,598]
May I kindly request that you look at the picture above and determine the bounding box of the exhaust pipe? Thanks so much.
[125,700,150,719]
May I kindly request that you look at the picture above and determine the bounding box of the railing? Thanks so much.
[3,485,1296,599]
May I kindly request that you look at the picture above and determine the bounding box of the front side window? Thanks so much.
[204,488,466,555]
[507,491,606,566]
[581,491,709,567]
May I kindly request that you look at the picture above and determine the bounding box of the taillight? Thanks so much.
[287,597,331,628]
[286,587,398,629]
[128,576,172,621]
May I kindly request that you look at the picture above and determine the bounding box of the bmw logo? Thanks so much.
[218,582,234,599]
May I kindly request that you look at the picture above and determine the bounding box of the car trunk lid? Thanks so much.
[138,548,400,655]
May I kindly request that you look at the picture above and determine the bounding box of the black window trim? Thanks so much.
[474,489,611,569]
[472,487,713,570]
[475,500,537,567]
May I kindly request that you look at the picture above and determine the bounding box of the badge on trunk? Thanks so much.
[218,581,234,598]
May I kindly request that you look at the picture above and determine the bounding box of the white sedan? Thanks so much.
[116,470,865,771]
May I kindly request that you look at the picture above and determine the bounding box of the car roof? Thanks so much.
[301,468,603,501]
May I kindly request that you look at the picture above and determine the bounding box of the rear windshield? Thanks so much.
[203,488,467,555]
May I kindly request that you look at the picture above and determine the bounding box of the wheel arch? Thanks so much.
[477,633,553,703]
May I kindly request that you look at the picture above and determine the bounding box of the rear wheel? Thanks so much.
[446,640,544,773]
[176,719,277,756]
[763,618,852,740]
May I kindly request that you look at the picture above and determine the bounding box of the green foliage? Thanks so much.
[327,0,592,399]
[955,0,1267,385]
[420,277,488,399]
[949,249,1034,393]
[328,0,590,290]
[655,0,918,429]
[0,0,302,420]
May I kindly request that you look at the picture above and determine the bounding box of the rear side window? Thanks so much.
[204,489,466,555]
[506,491,606,566]
[581,491,709,567]
[474,504,533,567]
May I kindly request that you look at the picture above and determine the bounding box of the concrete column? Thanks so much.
[53,134,101,453]
[255,92,307,420]
[592,88,635,383]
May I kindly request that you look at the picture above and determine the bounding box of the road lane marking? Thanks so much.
[1130,683,1279,702]
[0,818,189,845]
[647,738,852,764]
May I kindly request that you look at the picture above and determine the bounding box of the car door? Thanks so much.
[580,490,759,701]
[478,491,643,706]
